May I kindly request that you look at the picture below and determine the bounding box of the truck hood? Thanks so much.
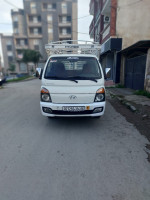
[41,79,105,104]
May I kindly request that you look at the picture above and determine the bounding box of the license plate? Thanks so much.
[62,106,85,112]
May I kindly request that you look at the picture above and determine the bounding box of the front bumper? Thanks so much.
[40,102,106,117]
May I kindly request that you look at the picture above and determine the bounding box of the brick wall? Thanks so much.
[110,0,117,36]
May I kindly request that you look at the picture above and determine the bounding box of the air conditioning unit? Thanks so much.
[104,16,110,23]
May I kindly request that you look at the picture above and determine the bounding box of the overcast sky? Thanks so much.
[0,0,93,41]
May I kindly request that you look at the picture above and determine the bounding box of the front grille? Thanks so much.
[52,110,94,115]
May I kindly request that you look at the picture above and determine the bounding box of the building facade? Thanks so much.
[89,0,150,91]
[1,0,78,75]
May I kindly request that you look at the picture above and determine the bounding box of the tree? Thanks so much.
[8,63,16,73]
[31,51,42,69]
[22,49,42,74]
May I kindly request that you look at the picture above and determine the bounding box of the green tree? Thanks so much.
[8,63,16,73]
[22,49,42,74]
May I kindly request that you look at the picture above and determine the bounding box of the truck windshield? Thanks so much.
[44,57,102,80]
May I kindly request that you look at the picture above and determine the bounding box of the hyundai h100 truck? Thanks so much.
[40,41,105,118]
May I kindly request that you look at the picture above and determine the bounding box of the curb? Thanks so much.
[108,91,137,112]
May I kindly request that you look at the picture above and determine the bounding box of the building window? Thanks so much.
[7,45,12,51]
[43,3,47,9]
[20,63,27,72]
[48,27,53,33]
[34,45,39,51]
[62,16,67,23]
[47,3,52,10]
[62,2,67,13]
[33,28,38,35]
[52,3,56,9]
[34,39,39,45]
[67,27,71,34]
[62,28,67,35]
[13,21,18,28]
[6,40,12,45]
[20,40,25,46]
[8,56,13,62]
[30,28,42,35]
[30,2,36,12]
[33,16,38,23]
[67,16,71,22]
[47,15,52,22]
[13,15,18,22]
[14,28,19,34]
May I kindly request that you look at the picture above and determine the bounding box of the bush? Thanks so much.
[134,90,150,98]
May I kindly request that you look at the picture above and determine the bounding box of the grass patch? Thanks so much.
[6,76,32,83]
[134,90,150,98]
[115,84,125,88]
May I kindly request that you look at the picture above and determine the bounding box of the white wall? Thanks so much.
[116,0,150,49]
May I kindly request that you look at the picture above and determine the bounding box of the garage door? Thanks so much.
[125,55,146,90]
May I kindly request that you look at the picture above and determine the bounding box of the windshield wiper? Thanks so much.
[68,79,78,83]
[45,76,78,83]
[87,79,98,83]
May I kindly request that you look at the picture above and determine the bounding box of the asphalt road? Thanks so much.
[0,79,150,200]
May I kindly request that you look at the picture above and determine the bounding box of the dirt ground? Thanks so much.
[108,96,150,162]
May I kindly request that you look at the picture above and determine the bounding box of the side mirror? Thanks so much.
[39,69,43,80]
[104,68,111,79]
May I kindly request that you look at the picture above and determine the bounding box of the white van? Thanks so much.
[40,41,106,118]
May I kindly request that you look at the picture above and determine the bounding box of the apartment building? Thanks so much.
[1,0,78,75]
[89,0,150,91]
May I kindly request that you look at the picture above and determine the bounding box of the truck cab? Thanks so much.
[40,41,106,118]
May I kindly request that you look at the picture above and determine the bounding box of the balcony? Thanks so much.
[58,22,71,27]
[89,19,94,38]
[59,33,72,39]
[14,35,27,39]
[101,24,110,41]
[28,22,42,27]
[15,44,28,50]
[95,9,101,25]
[28,33,42,38]
[102,0,111,15]
[89,0,94,15]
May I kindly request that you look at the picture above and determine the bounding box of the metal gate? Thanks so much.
[125,55,146,90]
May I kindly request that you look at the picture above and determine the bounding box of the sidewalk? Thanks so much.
[106,87,150,117]
[107,87,150,106]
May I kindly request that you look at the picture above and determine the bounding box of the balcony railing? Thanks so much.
[59,33,71,39]
[101,24,110,41]
[89,18,94,34]
[58,22,71,27]
[102,0,111,15]
[95,9,101,23]
[28,22,42,27]
[89,0,94,15]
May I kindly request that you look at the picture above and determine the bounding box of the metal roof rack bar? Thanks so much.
[45,40,101,58]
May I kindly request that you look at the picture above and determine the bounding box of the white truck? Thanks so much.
[40,40,106,118]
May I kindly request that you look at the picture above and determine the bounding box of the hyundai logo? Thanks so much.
[69,95,77,100]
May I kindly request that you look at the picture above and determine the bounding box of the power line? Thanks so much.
[2,0,90,35]
[3,0,18,9]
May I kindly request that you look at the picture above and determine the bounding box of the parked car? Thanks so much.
[0,72,6,86]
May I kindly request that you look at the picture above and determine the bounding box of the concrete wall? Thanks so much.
[72,2,78,41]
[145,48,150,93]
[116,0,150,49]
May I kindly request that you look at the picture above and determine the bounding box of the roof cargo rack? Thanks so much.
[45,40,101,58]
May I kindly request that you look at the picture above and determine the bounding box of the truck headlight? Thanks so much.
[41,88,51,102]
[94,88,105,102]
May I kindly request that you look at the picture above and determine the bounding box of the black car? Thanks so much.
[0,72,6,86]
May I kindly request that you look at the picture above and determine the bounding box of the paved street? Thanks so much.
[0,79,150,200]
